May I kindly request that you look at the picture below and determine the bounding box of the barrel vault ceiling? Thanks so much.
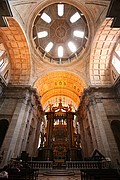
[0,0,120,109]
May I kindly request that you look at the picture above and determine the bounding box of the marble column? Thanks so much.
[1,97,29,166]
[14,93,32,157]
[95,99,120,165]
[88,97,106,154]
[86,106,97,150]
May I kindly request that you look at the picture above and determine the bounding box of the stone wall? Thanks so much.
[0,85,43,167]
[77,85,120,167]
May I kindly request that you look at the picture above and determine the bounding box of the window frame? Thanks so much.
[112,41,120,74]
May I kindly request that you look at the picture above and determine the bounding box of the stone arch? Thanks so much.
[0,18,31,85]
[90,18,120,86]
[34,71,86,109]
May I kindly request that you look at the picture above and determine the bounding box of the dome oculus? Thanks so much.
[33,3,88,64]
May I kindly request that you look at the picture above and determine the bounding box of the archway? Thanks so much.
[0,18,31,85]
[0,119,9,148]
[111,120,120,152]
[34,71,86,110]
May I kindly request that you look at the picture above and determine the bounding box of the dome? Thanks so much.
[32,3,89,64]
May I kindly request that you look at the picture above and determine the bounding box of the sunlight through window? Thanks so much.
[0,43,5,57]
[45,42,53,52]
[0,50,4,57]
[57,4,64,17]
[33,3,88,63]
[37,31,48,38]
[112,56,120,74]
[0,59,4,68]
[73,30,84,38]
[58,46,63,57]
[116,50,120,57]
[70,12,81,23]
[68,42,76,53]
[41,13,51,23]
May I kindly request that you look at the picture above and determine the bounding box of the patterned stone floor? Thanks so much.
[38,170,81,180]
[38,175,81,180]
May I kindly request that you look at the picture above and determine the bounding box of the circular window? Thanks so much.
[32,3,89,64]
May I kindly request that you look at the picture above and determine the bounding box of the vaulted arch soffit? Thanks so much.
[0,18,31,85]
[90,18,120,86]
[34,71,86,109]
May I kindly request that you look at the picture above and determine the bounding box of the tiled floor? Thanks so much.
[38,175,81,180]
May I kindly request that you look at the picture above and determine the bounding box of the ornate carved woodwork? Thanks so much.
[38,99,82,164]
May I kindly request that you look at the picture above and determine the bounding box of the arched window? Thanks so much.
[0,43,9,71]
[0,59,4,68]
[0,119,9,148]
[111,120,120,152]
[112,42,120,74]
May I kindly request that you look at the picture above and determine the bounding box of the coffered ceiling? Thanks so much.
[34,71,86,109]
[0,0,120,109]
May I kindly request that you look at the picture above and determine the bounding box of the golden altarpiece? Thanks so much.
[38,99,82,165]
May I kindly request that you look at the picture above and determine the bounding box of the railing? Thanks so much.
[28,160,109,170]
[28,161,53,170]
[66,161,108,169]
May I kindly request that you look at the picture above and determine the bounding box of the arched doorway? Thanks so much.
[0,119,9,148]
[111,120,120,152]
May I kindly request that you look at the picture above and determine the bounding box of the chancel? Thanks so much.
[0,0,120,180]
[38,99,82,164]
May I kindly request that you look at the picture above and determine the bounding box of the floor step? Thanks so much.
[42,169,75,176]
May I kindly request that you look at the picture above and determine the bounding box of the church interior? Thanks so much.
[0,0,120,179]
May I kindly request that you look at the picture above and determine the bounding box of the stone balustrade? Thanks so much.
[27,160,109,170]
[28,161,53,170]
[66,161,108,169]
